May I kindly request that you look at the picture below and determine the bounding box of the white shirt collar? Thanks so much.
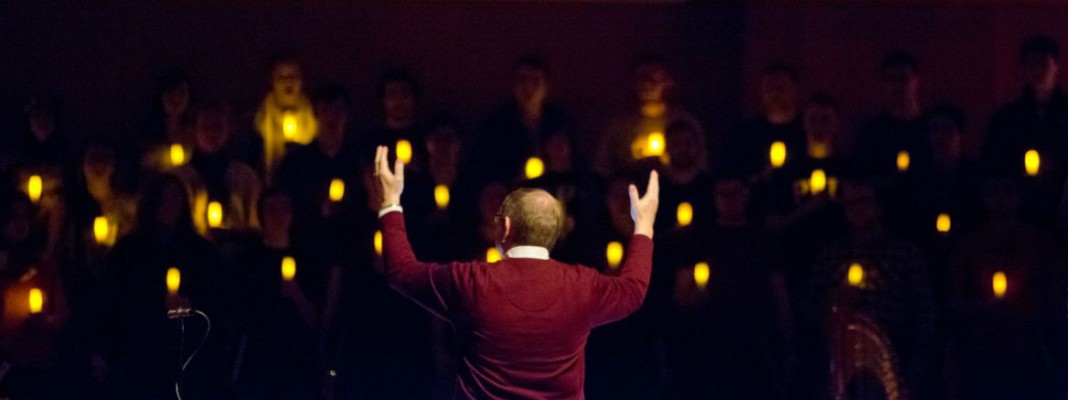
[504,245,550,260]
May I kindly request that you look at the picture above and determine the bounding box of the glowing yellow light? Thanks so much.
[170,144,186,166]
[693,262,710,289]
[847,263,864,287]
[992,271,1007,299]
[434,185,450,210]
[373,230,383,256]
[396,139,413,164]
[525,157,545,180]
[167,267,181,295]
[27,175,42,203]
[281,256,297,281]
[28,288,44,314]
[1025,149,1040,177]
[646,132,666,157]
[282,112,298,141]
[897,151,910,172]
[936,213,952,234]
[810,169,827,195]
[606,241,624,269]
[207,201,224,228]
[676,202,693,227]
[486,247,502,263]
[329,179,345,202]
[93,216,110,245]
[769,141,787,168]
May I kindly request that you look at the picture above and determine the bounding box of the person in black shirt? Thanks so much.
[983,36,1068,229]
[365,69,427,170]
[854,52,927,178]
[727,62,806,176]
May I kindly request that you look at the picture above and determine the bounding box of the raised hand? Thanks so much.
[374,146,405,209]
[628,170,660,238]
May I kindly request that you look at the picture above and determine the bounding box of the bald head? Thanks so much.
[499,188,565,249]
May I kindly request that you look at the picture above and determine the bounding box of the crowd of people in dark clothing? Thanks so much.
[2,34,1068,400]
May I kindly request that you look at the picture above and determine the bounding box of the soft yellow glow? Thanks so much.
[207,201,224,228]
[94,216,110,245]
[373,230,383,256]
[847,263,864,287]
[676,202,693,227]
[693,262,710,289]
[897,151,910,172]
[281,256,297,281]
[810,169,827,195]
[329,179,345,202]
[282,112,298,141]
[434,185,450,210]
[396,139,413,164]
[992,271,1007,299]
[28,288,44,314]
[769,141,787,168]
[27,175,42,203]
[646,132,666,157]
[525,157,545,180]
[606,241,624,269]
[936,213,952,234]
[486,247,502,263]
[1025,149,1040,177]
[170,144,186,166]
[167,267,181,295]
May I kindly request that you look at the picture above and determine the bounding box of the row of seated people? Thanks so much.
[2,36,1068,399]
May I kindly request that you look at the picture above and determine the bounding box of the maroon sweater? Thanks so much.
[379,211,653,399]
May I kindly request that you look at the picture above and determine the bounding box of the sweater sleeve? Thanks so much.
[379,211,457,320]
[589,234,654,327]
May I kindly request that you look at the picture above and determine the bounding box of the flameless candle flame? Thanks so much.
[810,169,827,195]
[676,202,693,227]
[373,230,383,256]
[166,267,181,295]
[1025,149,1040,177]
[282,112,298,141]
[329,179,345,202]
[897,151,911,172]
[606,241,623,269]
[281,256,297,281]
[646,132,666,157]
[486,248,502,263]
[207,201,224,228]
[94,216,110,245]
[847,263,864,287]
[27,175,42,203]
[769,141,787,168]
[936,213,952,234]
[395,139,413,164]
[693,262,710,289]
[434,185,450,210]
[992,271,1007,299]
[525,157,544,180]
[170,144,186,166]
[28,288,44,314]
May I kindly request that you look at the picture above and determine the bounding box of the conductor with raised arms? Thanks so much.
[373,146,659,399]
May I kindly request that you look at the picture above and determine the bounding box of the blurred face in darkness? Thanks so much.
[841,183,880,233]
[195,109,230,155]
[883,64,919,111]
[315,100,348,151]
[761,72,798,115]
[635,63,672,103]
[665,126,700,171]
[156,180,185,228]
[544,132,572,172]
[426,125,461,172]
[983,177,1021,219]
[28,107,56,143]
[163,82,190,117]
[804,104,839,154]
[927,116,962,164]
[514,66,549,113]
[713,180,749,224]
[383,81,416,124]
[262,193,293,237]
[1023,52,1059,94]
[271,61,303,106]
[83,146,115,200]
